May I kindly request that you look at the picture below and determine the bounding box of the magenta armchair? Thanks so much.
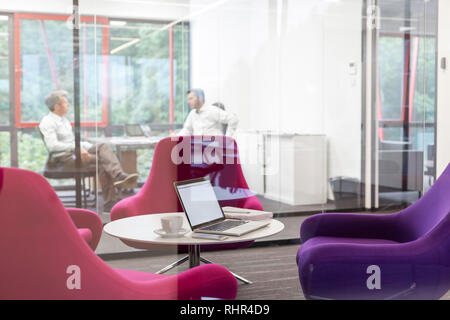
[111,136,263,251]
[0,167,237,299]
[68,208,102,250]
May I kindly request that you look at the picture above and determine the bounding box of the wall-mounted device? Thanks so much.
[349,62,357,75]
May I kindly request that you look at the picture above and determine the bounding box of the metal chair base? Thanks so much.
[154,244,252,284]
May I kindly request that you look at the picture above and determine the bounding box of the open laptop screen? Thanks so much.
[125,124,144,136]
[175,179,224,228]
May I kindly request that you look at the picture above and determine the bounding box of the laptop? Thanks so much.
[125,124,145,137]
[174,177,270,236]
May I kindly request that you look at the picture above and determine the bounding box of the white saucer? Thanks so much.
[154,228,189,238]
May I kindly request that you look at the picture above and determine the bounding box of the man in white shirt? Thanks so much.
[178,89,239,137]
[39,90,137,213]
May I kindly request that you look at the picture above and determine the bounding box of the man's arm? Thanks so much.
[217,108,239,137]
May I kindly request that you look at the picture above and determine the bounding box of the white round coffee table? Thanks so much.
[103,212,284,284]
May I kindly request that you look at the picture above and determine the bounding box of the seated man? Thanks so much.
[178,89,239,137]
[39,90,138,213]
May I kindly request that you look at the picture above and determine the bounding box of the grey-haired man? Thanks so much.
[39,90,137,213]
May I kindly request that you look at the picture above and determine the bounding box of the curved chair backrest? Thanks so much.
[396,163,450,242]
[0,167,109,298]
[0,167,187,299]
[111,136,262,221]
[36,126,49,153]
[0,167,238,299]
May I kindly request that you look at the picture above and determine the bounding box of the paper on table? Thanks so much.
[221,206,273,221]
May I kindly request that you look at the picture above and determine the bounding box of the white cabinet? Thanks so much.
[237,132,327,206]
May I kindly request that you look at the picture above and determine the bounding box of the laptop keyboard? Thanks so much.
[200,220,248,232]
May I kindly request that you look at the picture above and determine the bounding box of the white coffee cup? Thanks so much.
[160,216,183,234]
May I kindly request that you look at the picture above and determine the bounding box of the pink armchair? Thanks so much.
[0,167,237,299]
[67,208,103,250]
[111,136,263,252]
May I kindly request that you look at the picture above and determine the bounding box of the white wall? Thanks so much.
[322,1,362,179]
[190,0,363,181]
[437,0,450,176]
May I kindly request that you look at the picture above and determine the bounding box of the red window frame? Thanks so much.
[14,13,109,128]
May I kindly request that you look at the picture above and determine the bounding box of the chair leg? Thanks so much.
[155,256,189,274]
[199,257,253,284]
[92,175,97,207]
[88,176,92,195]
[82,175,87,208]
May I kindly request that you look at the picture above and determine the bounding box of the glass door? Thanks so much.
[363,0,437,210]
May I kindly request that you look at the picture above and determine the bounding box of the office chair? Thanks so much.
[36,127,97,208]
[297,163,450,299]
[0,167,237,299]
[212,102,228,135]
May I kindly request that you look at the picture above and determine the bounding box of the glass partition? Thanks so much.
[376,0,437,209]
[0,0,437,255]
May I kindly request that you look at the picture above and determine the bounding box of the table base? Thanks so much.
[155,244,252,284]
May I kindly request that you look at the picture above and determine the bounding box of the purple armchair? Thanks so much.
[297,163,450,300]
[0,167,237,299]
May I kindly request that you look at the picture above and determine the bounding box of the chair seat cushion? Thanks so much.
[299,236,399,257]
[302,237,398,249]
[297,237,408,300]
[77,228,93,244]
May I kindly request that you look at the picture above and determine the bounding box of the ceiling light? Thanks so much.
[110,20,127,26]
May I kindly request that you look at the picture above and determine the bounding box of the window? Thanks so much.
[4,14,190,181]
[108,20,189,126]
[378,35,436,149]
[14,13,109,128]
[0,132,9,166]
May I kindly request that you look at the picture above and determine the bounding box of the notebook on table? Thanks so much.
[222,206,273,221]
[174,177,270,237]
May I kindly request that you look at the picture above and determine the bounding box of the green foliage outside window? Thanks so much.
[18,131,47,173]
[1,17,190,184]
[109,22,189,125]
[378,36,436,145]
[0,132,10,166]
